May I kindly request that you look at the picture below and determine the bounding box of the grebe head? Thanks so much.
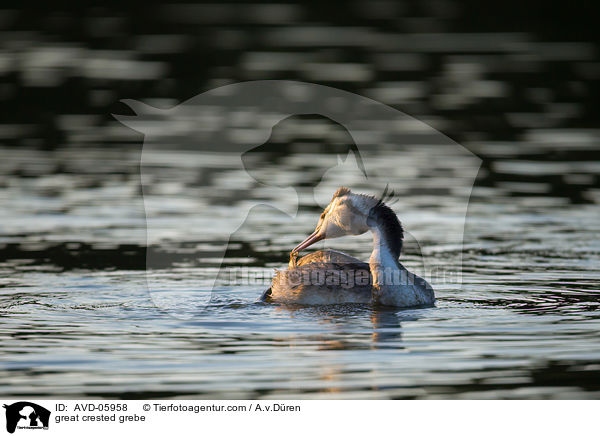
[292,187,378,253]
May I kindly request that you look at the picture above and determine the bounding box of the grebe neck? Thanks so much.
[367,202,404,304]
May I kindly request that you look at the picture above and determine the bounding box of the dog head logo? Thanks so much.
[3,402,50,434]
[114,80,481,318]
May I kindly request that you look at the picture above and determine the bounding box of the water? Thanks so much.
[1,2,599,399]
[1,139,599,399]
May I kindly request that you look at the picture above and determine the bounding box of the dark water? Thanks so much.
[1,2,600,399]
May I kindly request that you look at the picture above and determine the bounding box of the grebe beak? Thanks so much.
[292,230,325,253]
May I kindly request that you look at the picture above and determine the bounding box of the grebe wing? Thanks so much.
[264,250,372,304]
[295,249,366,268]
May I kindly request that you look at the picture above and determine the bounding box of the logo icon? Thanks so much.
[3,402,50,434]
[115,80,481,318]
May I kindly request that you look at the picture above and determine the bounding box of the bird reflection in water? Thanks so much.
[272,304,422,350]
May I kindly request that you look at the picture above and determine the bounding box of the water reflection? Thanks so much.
[270,304,415,351]
[370,309,408,348]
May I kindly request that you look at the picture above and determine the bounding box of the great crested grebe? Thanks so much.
[262,187,435,307]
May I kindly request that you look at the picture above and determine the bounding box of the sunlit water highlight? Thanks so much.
[1,143,599,399]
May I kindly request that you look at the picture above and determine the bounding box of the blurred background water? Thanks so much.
[1,1,599,399]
